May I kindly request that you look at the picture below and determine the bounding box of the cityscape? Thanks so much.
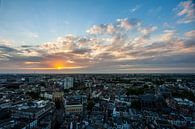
[0,0,195,129]
[0,74,194,129]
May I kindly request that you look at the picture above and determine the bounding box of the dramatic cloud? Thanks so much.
[185,30,195,38]
[86,24,116,35]
[86,18,140,35]
[0,39,13,46]
[0,17,195,73]
[0,45,18,53]
[138,26,157,37]
[183,30,195,48]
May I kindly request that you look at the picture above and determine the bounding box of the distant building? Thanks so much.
[156,85,172,98]
[141,94,166,111]
[113,108,120,117]
[64,96,83,114]
[53,91,64,101]
[65,104,83,114]
[40,92,53,100]
[63,77,73,90]
[0,78,7,83]
[12,100,53,120]
[166,97,194,116]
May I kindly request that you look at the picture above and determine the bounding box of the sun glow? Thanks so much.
[18,60,84,70]
[57,66,62,70]
[52,60,67,70]
[46,59,83,70]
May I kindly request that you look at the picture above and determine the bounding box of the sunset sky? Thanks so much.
[0,0,195,73]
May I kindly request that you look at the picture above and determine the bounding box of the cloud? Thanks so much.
[21,45,38,48]
[163,22,175,30]
[0,39,13,46]
[86,18,140,35]
[0,17,195,72]
[185,30,195,38]
[138,26,157,37]
[157,30,177,42]
[70,48,91,54]
[0,45,17,53]
[86,24,116,35]
[116,18,138,31]
[129,5,140,13]
[26,32,39,38]
[24,61,41,65]
[175,0,195,24]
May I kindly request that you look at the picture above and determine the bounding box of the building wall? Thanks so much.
[53,91,64,101]
[63,77,73,90]
[65,104,83,114]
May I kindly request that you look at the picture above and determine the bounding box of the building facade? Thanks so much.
[63,77,73,90]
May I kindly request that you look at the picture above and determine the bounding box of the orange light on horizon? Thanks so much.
[21,59,84,70]
[24,61,41,65]
[57,66,63,70]
[16,66,83,70]
[52,60,68,70]
[47,59,84,70]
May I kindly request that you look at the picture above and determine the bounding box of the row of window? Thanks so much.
[66,108,82,112]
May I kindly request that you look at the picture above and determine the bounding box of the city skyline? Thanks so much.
[0,0,195,73]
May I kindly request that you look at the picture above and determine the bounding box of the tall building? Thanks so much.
[63,77,73,90]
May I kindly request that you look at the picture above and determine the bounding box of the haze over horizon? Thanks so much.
[0,0,195,73]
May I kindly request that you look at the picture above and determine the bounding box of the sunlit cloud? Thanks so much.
[17,66,84,70]
[22,60,84,70]
[185,30,195,38]
[175,0,195,24]
[0,39,14,46]
[0,15,195,72]
[24,61,41,65]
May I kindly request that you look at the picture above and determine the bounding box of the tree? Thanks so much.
[54,121,60,129]
[131,100,141,110]
[126,87,144,96]
[26,91,39,99]
[55,99,62,109]
[172,90,195,102]
[87,99,94,111]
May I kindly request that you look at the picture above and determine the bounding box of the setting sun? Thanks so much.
[20,59,84,70]
[1,0,194,73]
[45,59,83,70]
[52,60,66,70]
[56,66,63,70]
